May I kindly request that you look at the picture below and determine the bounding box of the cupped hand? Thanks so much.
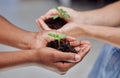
[31,39,91,74]
[35,19,87,37]
[36,6,85,31]
[29,30,91,74]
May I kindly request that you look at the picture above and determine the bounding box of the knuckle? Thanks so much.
[51,53,58,60]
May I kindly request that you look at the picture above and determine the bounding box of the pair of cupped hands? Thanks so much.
[34,7,91,74]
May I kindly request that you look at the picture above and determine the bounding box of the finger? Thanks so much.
[78,45,91,62]
[45,9,59,16]
[80,40,90,45]
[80,44,91,49]
[38,18,51,30]
[35,19,44,31]
[40,16,46,20]
[41,33,55,42]
[41,15,53,20]
[45,36,55,42]
[41,30,63,42]
[70,41,81,47]
[74,47,81,52]
[54,52,81,62]
[65,36,76,42]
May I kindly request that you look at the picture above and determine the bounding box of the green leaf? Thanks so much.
[60,34,66,39]
[54,7,71,19]
[48,33,66,41]
[55,7,60,12]
[55,35,60,40]
[60,8,66,13]
[62,14,70,18]
[53,15,59,19]
[48,33,56,37]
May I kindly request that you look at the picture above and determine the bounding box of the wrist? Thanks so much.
[79,25,96,38]
[26,49,39,63]
[21,31,40,49]
[19,49,39,64]
[78,11,97,25]
[76,11,88,24]
[67,24,89,37]
[28,49,42,63]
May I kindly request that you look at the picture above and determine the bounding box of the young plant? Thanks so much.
[53,7,70,19]
[48,33,66,48]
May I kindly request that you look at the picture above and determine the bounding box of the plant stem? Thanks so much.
[58,40,60,49]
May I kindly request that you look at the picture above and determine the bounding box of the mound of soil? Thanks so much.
[44,17,67,29]
[47,40,77,53]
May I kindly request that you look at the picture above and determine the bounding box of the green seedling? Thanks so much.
[48,33,66,48]
[53,7,70,19]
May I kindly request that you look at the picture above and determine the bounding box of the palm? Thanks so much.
[31,31,56,49]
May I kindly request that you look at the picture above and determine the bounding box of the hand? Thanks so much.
[35,7,87,37]
[58,23,87,37]
[35,20,87,37]
[29,30,91,74]
[36,6,86,30]
[30,30,57,49]
[30,40,91,74]
[30,30,85,48]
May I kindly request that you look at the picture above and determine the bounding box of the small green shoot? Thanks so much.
[48,33,66,48]
[48,33,66,41]
[53,7,70,19]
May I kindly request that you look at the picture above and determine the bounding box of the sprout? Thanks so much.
[48,33,66,40]
[53,7,70,19]
[48,33,66,48]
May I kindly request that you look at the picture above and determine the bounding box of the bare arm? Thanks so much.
[0,50,33,69]
[78,25,120,48]
[0,15,36,49]
[81,1,120,26]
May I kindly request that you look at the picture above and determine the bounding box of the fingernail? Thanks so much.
[75,54,80,62]
[75,47,80,51]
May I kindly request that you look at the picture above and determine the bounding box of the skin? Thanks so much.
[36,1,120,48]
[0,16,91,74]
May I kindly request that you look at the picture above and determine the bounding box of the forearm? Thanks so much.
[0,16,36,49]
[79,1,120,26]
[81,25,120,47]
[0,50,34,69]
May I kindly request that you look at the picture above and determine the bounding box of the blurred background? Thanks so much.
[0,0,118,78]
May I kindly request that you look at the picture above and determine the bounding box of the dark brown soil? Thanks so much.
[44,17,67,29]
[47,40,77,53]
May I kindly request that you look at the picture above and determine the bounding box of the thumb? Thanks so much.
[55,52,81,62]
[37,17,51,30]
